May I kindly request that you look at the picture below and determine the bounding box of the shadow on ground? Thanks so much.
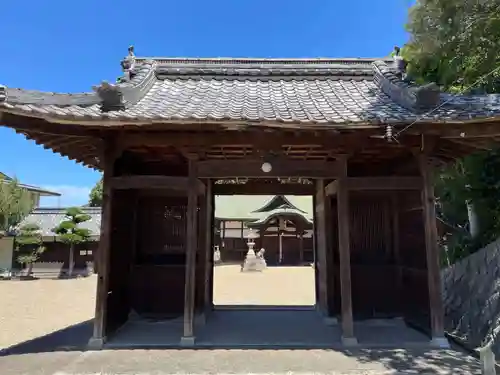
[0,319,93,356]
[339,348,480,374]
[0,318,481,374]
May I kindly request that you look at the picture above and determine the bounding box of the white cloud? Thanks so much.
[39,185,92,208]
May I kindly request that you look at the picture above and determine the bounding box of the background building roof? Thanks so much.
[215,195,313,221]
[0,172,60,197]
[19,207,101,240]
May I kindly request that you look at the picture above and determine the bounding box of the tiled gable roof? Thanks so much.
[2,57,500,127]
[215,195,312,220]
[19,207,101,239]
[0,173,60,196]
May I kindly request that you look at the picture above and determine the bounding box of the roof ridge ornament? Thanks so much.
[118,45,137,83]
[392,46,407,79]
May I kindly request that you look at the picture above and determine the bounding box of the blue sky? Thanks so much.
[0,0,412,207]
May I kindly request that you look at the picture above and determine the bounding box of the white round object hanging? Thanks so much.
[261,162,272,173]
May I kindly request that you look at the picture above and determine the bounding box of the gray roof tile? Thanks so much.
[2,57,500,126]
[19,207,102,239]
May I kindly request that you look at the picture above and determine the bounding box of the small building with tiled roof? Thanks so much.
[215,195,313,264]
[8,207,101,277]
[0,174,61,272]
[2,47,499,347]
[0,172,60,207]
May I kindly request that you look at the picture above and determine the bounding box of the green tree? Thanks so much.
[403,1,500,93]
[399,1,500,263]
[52,207,92,277]
[88,177,103,207]
[434,150,500,262]
[15,223,45,277]
[0,177,34,235]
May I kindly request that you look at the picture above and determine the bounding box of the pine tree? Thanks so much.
[52,207,92,277]
[15,223,45,277]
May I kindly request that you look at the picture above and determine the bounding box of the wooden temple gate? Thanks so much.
[86,131,446,348]
[4,55,494,349]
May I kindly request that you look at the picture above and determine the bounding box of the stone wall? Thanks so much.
[442,238,500,353]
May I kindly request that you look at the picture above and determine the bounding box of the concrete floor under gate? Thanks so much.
[106,308,431,349]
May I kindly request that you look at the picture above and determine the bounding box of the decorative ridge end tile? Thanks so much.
[0,85,5,102]
[92,81,125,112]
[372,60,440,113]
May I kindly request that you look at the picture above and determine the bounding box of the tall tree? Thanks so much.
[0,177,34,235]
[88,177,103,207]
[52,207,92,277]
[15,223,46,277]
[403,0,500,93]
[401,1,500,262]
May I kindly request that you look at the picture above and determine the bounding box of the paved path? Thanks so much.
[0,347,482,375]
[0,320,482,374]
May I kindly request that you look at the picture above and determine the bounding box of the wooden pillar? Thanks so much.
[418,154,448,347]
[208,192,215,311]
[88,139,118,350]
[312,191,320,307]
[336,157,357,345]
[315,179,329,316]
[203,179,213,315]
[181,159,198,346]
[196,185,207,321]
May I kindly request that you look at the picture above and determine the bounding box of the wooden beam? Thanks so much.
[3,113,103,137]
[326,177,422,196]
[347,177,422,191]
[315,180,329,316]
[408,122,500,138]
[109,175,205,195]
[181,159,198,345]
[213,181,314,195]
[325,180,338,196]
[336,157,357,345]
[88,138,119,350]
[198,159,340,178]
[122,131,384,149]
[418,153,447,345]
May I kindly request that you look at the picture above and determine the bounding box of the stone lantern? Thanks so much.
[241,229,265,272]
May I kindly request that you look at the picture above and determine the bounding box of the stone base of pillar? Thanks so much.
[430,336,450,348]
[87,336,106,350]
[341,336,359,347]
[180,336,196,347]
[324,316,338,326]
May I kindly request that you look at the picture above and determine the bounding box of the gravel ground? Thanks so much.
[0,276,97,350]
[0,266,314,350]
[0,266,483,374]
[213,264,315,306]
